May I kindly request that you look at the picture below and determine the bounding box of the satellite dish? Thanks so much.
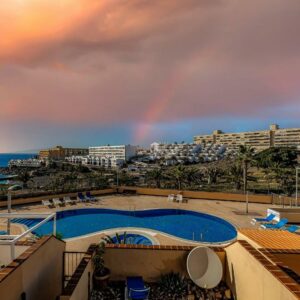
[187,246,223,289]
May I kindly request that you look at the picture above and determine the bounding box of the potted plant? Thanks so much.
[92,241,110,288]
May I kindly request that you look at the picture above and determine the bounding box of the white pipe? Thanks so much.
[0,213,54,219]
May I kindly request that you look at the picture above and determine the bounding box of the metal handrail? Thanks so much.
[0,212,56,261]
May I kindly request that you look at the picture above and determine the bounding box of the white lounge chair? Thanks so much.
[176,194,183,203]
[42,200,53,208]
[52,198,63,206]
[168,194,175,202]
[63,196,73,205]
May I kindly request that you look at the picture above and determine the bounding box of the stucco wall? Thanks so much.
[0,237,65,300]
[225,242,298,300]
[0,245,29,266]
[103,248,225,282]
[118,186,272,204]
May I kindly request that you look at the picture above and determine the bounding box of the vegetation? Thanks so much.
[156,272,188,299]
[149,272,230,300]
[237,145,255,193]
[1,146,298,198]
[102,232,131,245]
[92,242,109,277]
[145,167,165,188]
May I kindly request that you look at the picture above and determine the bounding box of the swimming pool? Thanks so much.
[12,208,237,243]
[110,233,153,246]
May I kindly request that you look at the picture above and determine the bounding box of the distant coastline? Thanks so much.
[0,153,37,169]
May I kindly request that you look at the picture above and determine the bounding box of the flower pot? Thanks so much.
[93,268,111,289]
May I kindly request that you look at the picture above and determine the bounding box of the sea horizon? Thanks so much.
[0,153,37,168]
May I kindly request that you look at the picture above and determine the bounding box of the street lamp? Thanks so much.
[7,185,22,235]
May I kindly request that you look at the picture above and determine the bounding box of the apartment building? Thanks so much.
[39,146,88,160]
[194,124,300,151]
[66,155,124,168]
[8,159,42,168]
[89,145,137,161]
[149,142,227,164]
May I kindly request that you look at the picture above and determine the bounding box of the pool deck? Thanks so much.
[0,194,287,250]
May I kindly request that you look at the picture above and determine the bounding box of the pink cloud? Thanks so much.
[0,0,299,145]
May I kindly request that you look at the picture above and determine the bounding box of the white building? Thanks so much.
[66,155,124,168]
[89,145,137,161]
[8,159,42,168]
[149,142,228,164]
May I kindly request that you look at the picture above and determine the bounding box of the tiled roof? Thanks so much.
[239,229,300,250]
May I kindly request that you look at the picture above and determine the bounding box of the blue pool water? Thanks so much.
[110,233,153,246]
[12,208,237,243]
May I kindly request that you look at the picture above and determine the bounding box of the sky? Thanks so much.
[0,0,299,152]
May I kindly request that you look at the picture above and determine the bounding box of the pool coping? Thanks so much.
[64,226,237,246]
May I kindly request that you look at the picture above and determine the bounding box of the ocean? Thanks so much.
[0,153,37,168]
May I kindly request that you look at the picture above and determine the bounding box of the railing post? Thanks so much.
[62,252,65,291]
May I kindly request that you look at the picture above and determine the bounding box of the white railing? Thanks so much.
[0,212,56,261]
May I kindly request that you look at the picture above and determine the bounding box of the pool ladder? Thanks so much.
[129,205,136,216]
[192,232,204,242]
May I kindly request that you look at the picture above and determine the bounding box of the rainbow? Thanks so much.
[133,70,184,145]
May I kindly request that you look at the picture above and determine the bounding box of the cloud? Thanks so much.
[0,0,299,148]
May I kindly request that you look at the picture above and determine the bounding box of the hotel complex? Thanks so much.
[39,146,88,161]
[194,124,300,151]
[89,145,137,161]
[65,145,138,168]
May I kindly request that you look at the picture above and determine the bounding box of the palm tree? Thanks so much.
[145,167,165,188]
[204,166,223,185]
[17,171,31,189]
[167,165,187,190]
[271,161,295,195]
[237,145,255,193]
[184,167,201,188]
[227,163,244,190]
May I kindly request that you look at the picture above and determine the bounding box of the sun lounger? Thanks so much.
[168,194,175,202]
[86,192,97,201]
[125,276,150,300]
[42,200,54,208]
[63,196,73,205]
[285,225,299,233]
[251,213,276,225]
[261,218,288,229]
[52,198,63,206]
[77,192,88,202]
[176,194,183,203]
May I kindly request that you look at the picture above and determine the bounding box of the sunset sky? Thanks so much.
[0,0,299,152]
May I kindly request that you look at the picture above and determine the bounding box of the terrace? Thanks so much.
[0,188,299,299]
